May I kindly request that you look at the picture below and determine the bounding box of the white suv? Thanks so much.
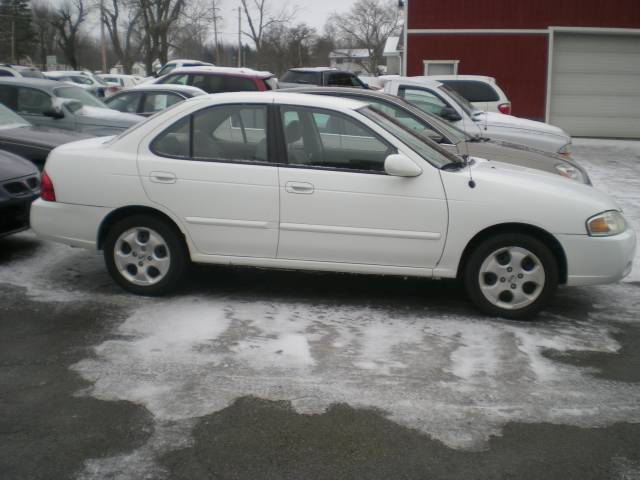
[422,75,511,115]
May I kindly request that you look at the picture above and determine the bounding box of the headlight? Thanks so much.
[586,210,627,237]
[557,143,572,158]
[555,163,585,183]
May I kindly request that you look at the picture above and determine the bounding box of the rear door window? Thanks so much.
[159,73,189,86]
[142,92,183,114]
[326,72,362,87]
[281,70,321,85]
[105,92,143,113]
[440,80,499,102]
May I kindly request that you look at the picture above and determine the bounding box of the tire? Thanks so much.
[103,214,187,296]
[463,233,559,320]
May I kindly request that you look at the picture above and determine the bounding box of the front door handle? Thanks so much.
[285,181,314,194]
[150,171,177,184]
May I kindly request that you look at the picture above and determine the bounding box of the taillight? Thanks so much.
[498,103,511,115]
[41,171,56,202]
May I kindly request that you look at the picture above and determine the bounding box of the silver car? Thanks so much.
[0,78,143,137]
[284,87,590,184]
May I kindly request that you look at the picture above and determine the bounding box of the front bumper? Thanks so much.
[557,228,636,287]
[0,196,37,238]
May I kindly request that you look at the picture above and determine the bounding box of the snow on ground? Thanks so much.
[2,140,640,479]
[572,138,640,282]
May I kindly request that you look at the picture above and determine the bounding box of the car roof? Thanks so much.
[184,91,367,111]
[287,67,339,73]
[0,77,62,91]
[170,66,274,78]
[165,59,212,65]
[125,84,206,95]
[280,85,400,100]
[378,76,444,89]
[417,75,496,83]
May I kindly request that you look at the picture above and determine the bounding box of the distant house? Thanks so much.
[383,36,402,75]
[329,49,372,74]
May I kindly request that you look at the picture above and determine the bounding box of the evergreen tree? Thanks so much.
[0,0,35,63]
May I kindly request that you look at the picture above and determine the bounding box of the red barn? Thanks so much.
[403,0,640,138]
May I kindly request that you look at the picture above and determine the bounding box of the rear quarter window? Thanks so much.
[281,71,321,85]
[440,80,499,102]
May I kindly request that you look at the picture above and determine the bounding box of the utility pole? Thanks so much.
[237,6,242,67]
[212,0,220,64]
[10,19,15,64]
[100,0,107,73]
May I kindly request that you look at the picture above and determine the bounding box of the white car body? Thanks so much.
[382,77,572,156]
[99,74,141,89]
[30,92,635,316]
[155,59,214,78]
[421,75,510,114]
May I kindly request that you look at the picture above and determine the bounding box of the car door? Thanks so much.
[276,104,448,268]
[137,102,279,258]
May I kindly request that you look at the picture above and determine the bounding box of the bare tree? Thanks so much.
[53,0,88,69]
[329,0,400,74]
[101,0,143,74]
[139,0,185,73]
[32,1,58,70]
[239,0,296,54]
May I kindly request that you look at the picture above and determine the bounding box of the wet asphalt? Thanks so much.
[2,138,640,479]
[1,235,639,479]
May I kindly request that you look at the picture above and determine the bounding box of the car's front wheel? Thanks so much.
[463,233,559,319]
[104,215,187,296]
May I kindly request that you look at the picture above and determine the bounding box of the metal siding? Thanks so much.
[549,33,640,138]
[407,35,549,119]
[408,0,640,30]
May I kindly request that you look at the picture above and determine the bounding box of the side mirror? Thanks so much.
[43,106,64,119]
[440,106,462,122]
[384,153,422,177]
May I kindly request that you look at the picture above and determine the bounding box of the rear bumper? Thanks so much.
[557,229,636,286]
[30,199,111,249]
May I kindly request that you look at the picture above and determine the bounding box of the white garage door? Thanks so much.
[549,32,640,138]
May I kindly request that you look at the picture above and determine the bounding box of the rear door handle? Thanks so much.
[285,181,314,194]
[149,171,177,184]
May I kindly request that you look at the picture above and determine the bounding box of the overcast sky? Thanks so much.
[215,0,356,42]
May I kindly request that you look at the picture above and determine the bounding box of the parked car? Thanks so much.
[381,77,572,156]
[31,92,635,318]
[0,103,89,169]
[0,149,40,238]
[99,74,141,90]
[283,87,589,184]
[423,75,511,114]
[104,84,206,117]
[154,66,278,93]
[0,78,143,136]
[155,59,214,78]
[0,64,45,79]
[280,67,368,89]
[44,71,113,98]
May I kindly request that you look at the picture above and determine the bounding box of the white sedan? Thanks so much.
[30,92,635,319]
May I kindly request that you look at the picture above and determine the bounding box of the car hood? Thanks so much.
[460,139,589,183]
[475,111,569,139]
[0,149,38,182]
[0,125,91,150]
[441,158,618,235]
[77,106,143,126]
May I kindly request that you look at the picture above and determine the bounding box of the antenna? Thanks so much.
[457,93,475,189]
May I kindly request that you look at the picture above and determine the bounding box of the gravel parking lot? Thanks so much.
[1,138,640,480]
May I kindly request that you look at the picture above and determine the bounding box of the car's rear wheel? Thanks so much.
[463,233,559,319]
[104,215,187,296]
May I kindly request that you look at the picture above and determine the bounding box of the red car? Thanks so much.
[155,66,279,94]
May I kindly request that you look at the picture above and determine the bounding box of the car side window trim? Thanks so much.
[150,102,282,167]
[275,104,396,175]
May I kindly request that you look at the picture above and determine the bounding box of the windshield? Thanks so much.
[281,70,321,85]
[53,86,107,108]
[89,73,108,85]
[359,106,462,168]
[439,84,477,116]
[0,103,30,128]
[392,95,470,144]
